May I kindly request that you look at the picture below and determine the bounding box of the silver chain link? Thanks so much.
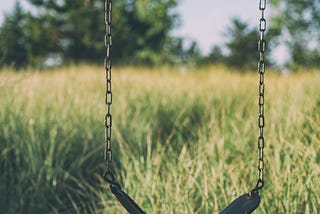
[104,0,113,172]
[256,0,266,190]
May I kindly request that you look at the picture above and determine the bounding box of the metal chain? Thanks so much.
[104,0,113,174]
[255,0,266,191]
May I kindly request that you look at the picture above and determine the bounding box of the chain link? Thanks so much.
[104,0,113,172]
[255,0,266,191]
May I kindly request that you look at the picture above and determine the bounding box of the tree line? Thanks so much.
[0,0,319,70]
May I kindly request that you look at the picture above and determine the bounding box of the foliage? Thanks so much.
[0,1,273,70]
[270,0,320,69]
[224,18,261,70]
[0,65,319,213]
[2,1,319,70]
[0,3,28,69]
[205,18,272,71]
[0,0,181,68]
[111,0,180,64]
[206,45,225,64]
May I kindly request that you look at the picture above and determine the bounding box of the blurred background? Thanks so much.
[1,1,319,213]
[0,0,319,71]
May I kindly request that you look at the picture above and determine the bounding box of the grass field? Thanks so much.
[0,65,319,213]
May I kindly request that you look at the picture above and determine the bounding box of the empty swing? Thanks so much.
[102,0,267,213]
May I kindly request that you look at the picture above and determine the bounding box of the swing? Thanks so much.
[102,0,267,213]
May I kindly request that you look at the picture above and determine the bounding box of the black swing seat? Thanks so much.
[108,188,259,214]
[108,177,259,214]
[110,184,146,214]
[219,192,260,214]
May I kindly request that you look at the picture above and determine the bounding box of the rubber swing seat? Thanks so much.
[220,192,260,214]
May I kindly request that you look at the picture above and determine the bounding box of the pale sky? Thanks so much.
[171,0,263,54]
[1,0,285,63]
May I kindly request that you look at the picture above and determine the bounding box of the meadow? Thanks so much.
[0,65,319,213]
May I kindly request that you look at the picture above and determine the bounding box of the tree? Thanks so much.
[24,0,109,64]
[111,0,180,64]
[0,2,28,69]
[270,0,320,69]
[23,0,180,65]
[160,37,202,65]
[0,0,181,68]
[223,18,261,70]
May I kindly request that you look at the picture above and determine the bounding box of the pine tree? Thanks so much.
[0,2,28,69]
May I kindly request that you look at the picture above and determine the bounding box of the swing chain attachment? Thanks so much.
[254,0,267,192]
[103,170,120,187]
[104,0,113,177]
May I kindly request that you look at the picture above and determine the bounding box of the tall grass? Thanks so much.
[0,65,319,213]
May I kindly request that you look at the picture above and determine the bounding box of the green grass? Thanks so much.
[0,65,319,213]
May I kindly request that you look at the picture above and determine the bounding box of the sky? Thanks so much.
[0,0,285,63]
[171,0,263,54]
